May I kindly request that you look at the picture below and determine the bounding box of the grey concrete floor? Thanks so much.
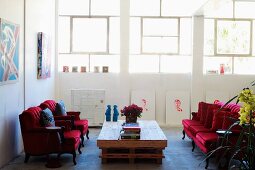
[1,127,218,170]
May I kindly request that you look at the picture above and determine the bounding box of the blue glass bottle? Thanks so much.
[105,105,111,121]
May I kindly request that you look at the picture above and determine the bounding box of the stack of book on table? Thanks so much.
[120,123,141,139]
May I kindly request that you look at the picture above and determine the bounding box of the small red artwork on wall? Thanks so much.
[174,99,183,112]
[141,98,148,112]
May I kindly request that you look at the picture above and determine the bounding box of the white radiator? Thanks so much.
[71,89,105,126]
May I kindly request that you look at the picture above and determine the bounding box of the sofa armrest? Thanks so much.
[67,111,81,120]
[27,127,62,133]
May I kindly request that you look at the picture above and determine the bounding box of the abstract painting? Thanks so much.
[0,18,20,85]
[37,32,51,79]
[166,91,190,126]
[131,90,155,120]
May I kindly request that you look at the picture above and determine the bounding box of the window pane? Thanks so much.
[162,0,207,16]
[234,57,255,75]
[160,56,191,73]
[129,55,159,73]
[143,37,178,53]
[90,55,120,73]
[91,0,120,16]
[59,0,89,15]
[180,18,192,55]
[58,54,89,72]
[203,0,233,18]
[109,17,120,54]
[235,2,255,18]
[72,18,107,52]
[130,17,141,54]
[58,17,70,53]
[204,19,214,55]
[204,57,232,74]
[143,18,178,36]
[217,20,251,55]
[130,0,160,16]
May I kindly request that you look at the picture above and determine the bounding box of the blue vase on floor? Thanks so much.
[105,105,111,121]
[112,105,119,122]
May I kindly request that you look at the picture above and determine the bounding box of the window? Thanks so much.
[129,0,192,73]
[204,1,255,75]
[58,0,120,72]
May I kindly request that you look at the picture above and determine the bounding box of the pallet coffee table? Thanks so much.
[97,120,167,164]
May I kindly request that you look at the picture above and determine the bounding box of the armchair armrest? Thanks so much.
[55,120,73,131]
[27,127,62,133]
[67,111,81,120]
[191,112,200,121]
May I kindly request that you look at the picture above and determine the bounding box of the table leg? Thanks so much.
[129,149,135,164]
[156,149,162,164]
[102,149,108,164]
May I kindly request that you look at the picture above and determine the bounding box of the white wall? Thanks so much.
[0,0,24,167]
[25,0,56,108]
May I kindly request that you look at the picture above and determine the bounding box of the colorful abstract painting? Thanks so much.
[37,32,51,79]
[0,18,20,85]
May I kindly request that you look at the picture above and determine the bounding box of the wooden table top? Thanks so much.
[97,120,167,148]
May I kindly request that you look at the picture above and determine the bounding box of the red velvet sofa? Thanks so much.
[39,100,89,147]
[182,101,240,168]
[19,106,82,165]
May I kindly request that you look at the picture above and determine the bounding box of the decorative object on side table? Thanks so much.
[121,104,143,123]
[112,105,119,122]
[105,105,111,121]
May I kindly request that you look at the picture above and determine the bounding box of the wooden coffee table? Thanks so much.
[97,120,167,164]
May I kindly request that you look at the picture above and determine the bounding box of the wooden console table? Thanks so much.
[97,120,167,164]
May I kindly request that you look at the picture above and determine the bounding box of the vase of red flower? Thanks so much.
[121,104,143,123]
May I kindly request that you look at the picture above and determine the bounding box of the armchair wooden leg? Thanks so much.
[78,143,82,154]
[72,152,77,165]
[182,130,185,140]
[81,135,85,147]
[205,158,209,169]
[192,140,195,152]
[86,130,89,139]
[24,153,30,163]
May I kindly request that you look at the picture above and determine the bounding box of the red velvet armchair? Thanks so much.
[39,100,89,147]
[19,106,82,165]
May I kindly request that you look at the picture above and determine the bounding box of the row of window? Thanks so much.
[58,0,255,74]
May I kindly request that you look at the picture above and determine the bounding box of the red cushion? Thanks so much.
[195,132,218,152]
[204,104,220,129]
[74,120,89,135]
[64,130,81,145]
[199,102,210,124]
[196,102,204,120]
[189,125,211,137]
[182,119,202,129]
[211,110,227,131]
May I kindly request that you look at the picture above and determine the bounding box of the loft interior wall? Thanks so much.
[0,0,25,167]
[25,0,56,109]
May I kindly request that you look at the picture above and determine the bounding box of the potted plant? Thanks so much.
[205,81,255,169]
[121,104,143,123]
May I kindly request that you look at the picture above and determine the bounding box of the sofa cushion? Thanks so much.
[74,120,89,134]
[55,100,67,116]
[40,108,55,127]
[222,111,241,131]
[199,102,210,124]
[189,125,211,137]
[63,130,81,145]
[211,110,227,131]
[182,119,202,129]
[204,104,220,129]
[196,132,218,149]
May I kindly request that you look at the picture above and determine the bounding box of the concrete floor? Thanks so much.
[1,127,218,170]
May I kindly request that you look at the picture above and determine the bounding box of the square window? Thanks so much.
[91,0,120,16]
[130,17,141,54]
[130,0,160,16]
[59,0,89,15]
[58,17,70,53]
[129,55,159,73]
[217,20,251,55]
[72,18,108,53]
[234,57,255,75]
[160,55,191,73]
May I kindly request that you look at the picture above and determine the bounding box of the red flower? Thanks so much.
[121,104,143,118]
